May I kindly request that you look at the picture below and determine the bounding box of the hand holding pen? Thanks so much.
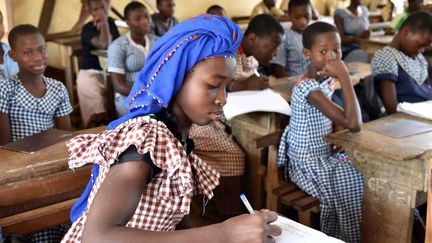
[216,194,281,243]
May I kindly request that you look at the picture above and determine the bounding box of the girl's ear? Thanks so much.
[9,50,17,62]
[247,32,257,45]
[303,48,311,61]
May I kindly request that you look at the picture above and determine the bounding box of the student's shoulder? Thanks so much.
[0,42,11,52]
[110,34,129,47]
[147,34,159,44]
[334,8,348,17]
[371,46,397,65]
[0,77,19,96]
[43,76,68,93]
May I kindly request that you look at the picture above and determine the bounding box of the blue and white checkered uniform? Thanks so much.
[0,76,73,141]
[277,77,363,243]
[271,28,309,76]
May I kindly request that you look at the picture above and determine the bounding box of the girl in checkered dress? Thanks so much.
[371,11,432,115]
[0,25,72,146]
[62,15,281,243]
[277,22,364,243]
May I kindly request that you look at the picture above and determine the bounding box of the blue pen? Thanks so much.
[240,194,255,214]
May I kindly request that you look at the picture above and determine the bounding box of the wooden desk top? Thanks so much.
[0,126,106,185]
[326,113,432,161]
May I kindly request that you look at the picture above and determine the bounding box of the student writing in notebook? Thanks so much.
[0,25,72,146]
[62,15,281,242]
[277,22,363,243]
[108,2,158,116]
[188,14,283,221]
[372,11,432,114]
[0,10,19,81]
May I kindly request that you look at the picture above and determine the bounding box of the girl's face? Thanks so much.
[126,7,151,36]
[10,33,48,75]
[304,32,342,71]
[400,30,432,57]
[173,57,236,126]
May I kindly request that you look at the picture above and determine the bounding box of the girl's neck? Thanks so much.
[305,68,329,83]
[130,32,146,46]
[348,4,360,15]
[158,13,169,23]
[240,39,252,56]
[18,72,43,85]
[168,104,192,134]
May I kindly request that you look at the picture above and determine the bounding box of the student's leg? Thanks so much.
[327,155,364,243]
[76,70,107,127]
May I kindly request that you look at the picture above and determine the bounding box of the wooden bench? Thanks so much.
[256,131,320,227]
[0,198,76,236]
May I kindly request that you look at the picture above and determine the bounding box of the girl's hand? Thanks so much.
[318,59,349,80]
[220,210,281,243]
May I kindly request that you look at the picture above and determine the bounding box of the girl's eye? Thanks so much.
[39,47,47,54]
[320,50,327,54]
[208,84,218,89]
[24,51,32,55]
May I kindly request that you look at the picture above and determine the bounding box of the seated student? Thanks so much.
[0,25,72,145]
[189,14,283,220]
[372,11,432,114]
[389,0,423,32]
[206,4,226,16]
[61,15,281,242]
[251,0,289,21]
[272,0,312,78]
[229,14,283,91]
[151,0,178,37]
[0,10,19,80]
[277,22,363,243]
[77,0,119,128]
[279,0,319,20]
[334,0,370,63]
[108,2,158,116]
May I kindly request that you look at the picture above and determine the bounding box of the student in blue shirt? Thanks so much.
[0,10,19,80]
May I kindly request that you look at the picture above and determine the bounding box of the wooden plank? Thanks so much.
[0,166,91,218]
[0,199,76,236]
[38,0,57,36]
[426,164,432,243]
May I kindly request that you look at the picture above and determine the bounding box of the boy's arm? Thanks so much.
[272,64,288,78]
[82,160,281,243]
[0,113,11,145]
[229,75,269,91]
[55,116,72,131]
[377,79,398,114]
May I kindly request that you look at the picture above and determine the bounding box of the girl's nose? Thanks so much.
[215,88,227,107]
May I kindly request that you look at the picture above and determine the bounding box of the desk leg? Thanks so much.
[361,174,415,243]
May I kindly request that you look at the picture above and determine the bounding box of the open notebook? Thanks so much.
[397,101,432,121]
[223,89,291,120]
[1,129,76,154]
[272,216,345,243]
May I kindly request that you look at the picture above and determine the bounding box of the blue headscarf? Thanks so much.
[108,14,242,129]
[70,14,242,222]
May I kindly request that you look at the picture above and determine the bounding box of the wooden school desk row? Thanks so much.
[0,126,106,236]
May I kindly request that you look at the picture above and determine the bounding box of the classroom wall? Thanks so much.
[9,0,264,69]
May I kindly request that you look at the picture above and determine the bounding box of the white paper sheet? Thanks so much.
[223,89,291,120]
[397,101,432,120]
[272,216,345,243]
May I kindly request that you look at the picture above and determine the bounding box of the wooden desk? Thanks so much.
[0,126,105,218]
[326,113,432,243]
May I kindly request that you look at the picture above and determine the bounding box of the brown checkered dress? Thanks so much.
[189,121,244,176]
[62,116,220,242]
